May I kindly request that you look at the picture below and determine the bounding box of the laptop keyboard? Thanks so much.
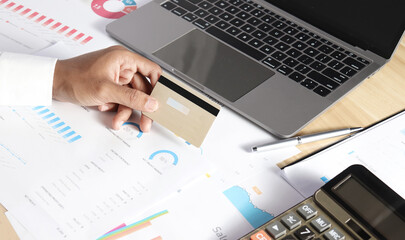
[161,0,371,97]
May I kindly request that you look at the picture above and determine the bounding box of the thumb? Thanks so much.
[108,83,159,112]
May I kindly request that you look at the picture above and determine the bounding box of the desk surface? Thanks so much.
[1,40,405,240]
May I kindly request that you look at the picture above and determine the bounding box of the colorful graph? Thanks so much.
[149,150,178,166]
[223,186,274,229]
[32,106,82,143]
[91,0,137,19]
[0,0,93,44]
[98,210,168,240]
[122,122,143,138]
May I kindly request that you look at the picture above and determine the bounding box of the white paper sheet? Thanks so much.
[283,110,405,198]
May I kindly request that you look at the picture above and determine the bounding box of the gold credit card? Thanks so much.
[144,72,221,147]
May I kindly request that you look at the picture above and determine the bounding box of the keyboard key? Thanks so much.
[284,57,299,67]
[172,0,198,11]
[331,51,346,60]
[206,26,266,60]
[247,17,261,26]
[296,204,317,220]
[328,60,344,70]
[292,41,307,50]
[195,9,209,17]
[283,26,298,35]
[189,0,203,3]
[342,57,365,70]
[198,1,213,9]
[236,11,250,20]
[205,15,220,23]
[262,57,281,68]
[297,54,313,64]
[161,1,176,10]
[266,221,287,239]
[183,13,197,21]
[308,71,339,89]
[272,21,287,29]
[322,68,349,83]
[172,7,187,16]
[294,226,315,240]
[215,20,230,29]
[258,23,272,32]
[316,54,332,64]
[277,65,293,75]
[252,30,266,39]
[272,51,287,61]
[286,48,301,58]
[250,230,272,240]
[313,85,331,96]
[225,5,240,14]
[219,12,233,21]
[193,19,210,29]
[230,18,244,27]
[296,32,310,41]
[248,39,264,48]
[357,56,370,65]
[281,213,301,230]
[324,228,345,240]
[229,0,242,6]
[307,38,321,48]
[319,45,334,54]
[241,24,255,33]
[262,15,275,24]
[215,0,228,8]
[226,26,241,35]
[269,29,284,38]
[310,61,326,71]
[240,3,253,12]
[289,72,305,82]
[238,32,252,42]
[251,9,264,17]
[260,45,275,54]
[340,66,357,77]
[263,36,278,45]
[208,6,223,15]
[301,79,318,89]
[303,47,319,57]
[280,35,295,44]
[311,216,331,233]
[295,64,311,74]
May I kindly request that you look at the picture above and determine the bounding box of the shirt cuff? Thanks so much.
[0,52,57,106]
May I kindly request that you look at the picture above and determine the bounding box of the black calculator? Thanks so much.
[240,165,405,240]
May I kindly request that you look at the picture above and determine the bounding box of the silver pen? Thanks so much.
[251,127,363,152]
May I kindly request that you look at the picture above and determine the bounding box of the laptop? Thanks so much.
[106,0,405,137]
[240,164,405,240]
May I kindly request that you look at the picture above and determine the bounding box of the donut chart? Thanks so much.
[91,0,137,19]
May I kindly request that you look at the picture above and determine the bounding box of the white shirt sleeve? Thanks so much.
[0,52,57,106]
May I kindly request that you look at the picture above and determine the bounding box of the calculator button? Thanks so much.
[281,213,301,230]
[310,216,331,233]
[281,235,295,240]
[294,226,315,240]
[324,228,345,240]
[297,204,317,220]
[250,230,273,240]
[265,221,287,239]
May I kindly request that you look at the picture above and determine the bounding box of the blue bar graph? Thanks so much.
[32,106,82,143]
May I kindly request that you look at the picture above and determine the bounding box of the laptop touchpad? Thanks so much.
[153,29,274,102]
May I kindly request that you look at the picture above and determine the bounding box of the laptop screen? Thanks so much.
[266,0,405,59]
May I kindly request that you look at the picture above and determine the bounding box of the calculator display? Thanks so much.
[333,176,405,240]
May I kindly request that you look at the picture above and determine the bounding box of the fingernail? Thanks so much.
[99,105,108,111]
[145,98,158,112]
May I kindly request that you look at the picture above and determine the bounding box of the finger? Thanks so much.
[130,73,152,94]
[112,105,133,130]
[106,82,159,112]
[120,52,162,87]
[139,114,153,132]
[98,103,117,112]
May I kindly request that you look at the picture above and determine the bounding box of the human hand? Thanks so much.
[52,45,161,132]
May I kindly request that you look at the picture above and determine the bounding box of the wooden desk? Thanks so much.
[1,39,405,240]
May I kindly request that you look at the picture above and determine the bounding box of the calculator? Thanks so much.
[240,165,405,240]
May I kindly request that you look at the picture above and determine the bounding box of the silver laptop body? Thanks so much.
[106,0,405,137]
